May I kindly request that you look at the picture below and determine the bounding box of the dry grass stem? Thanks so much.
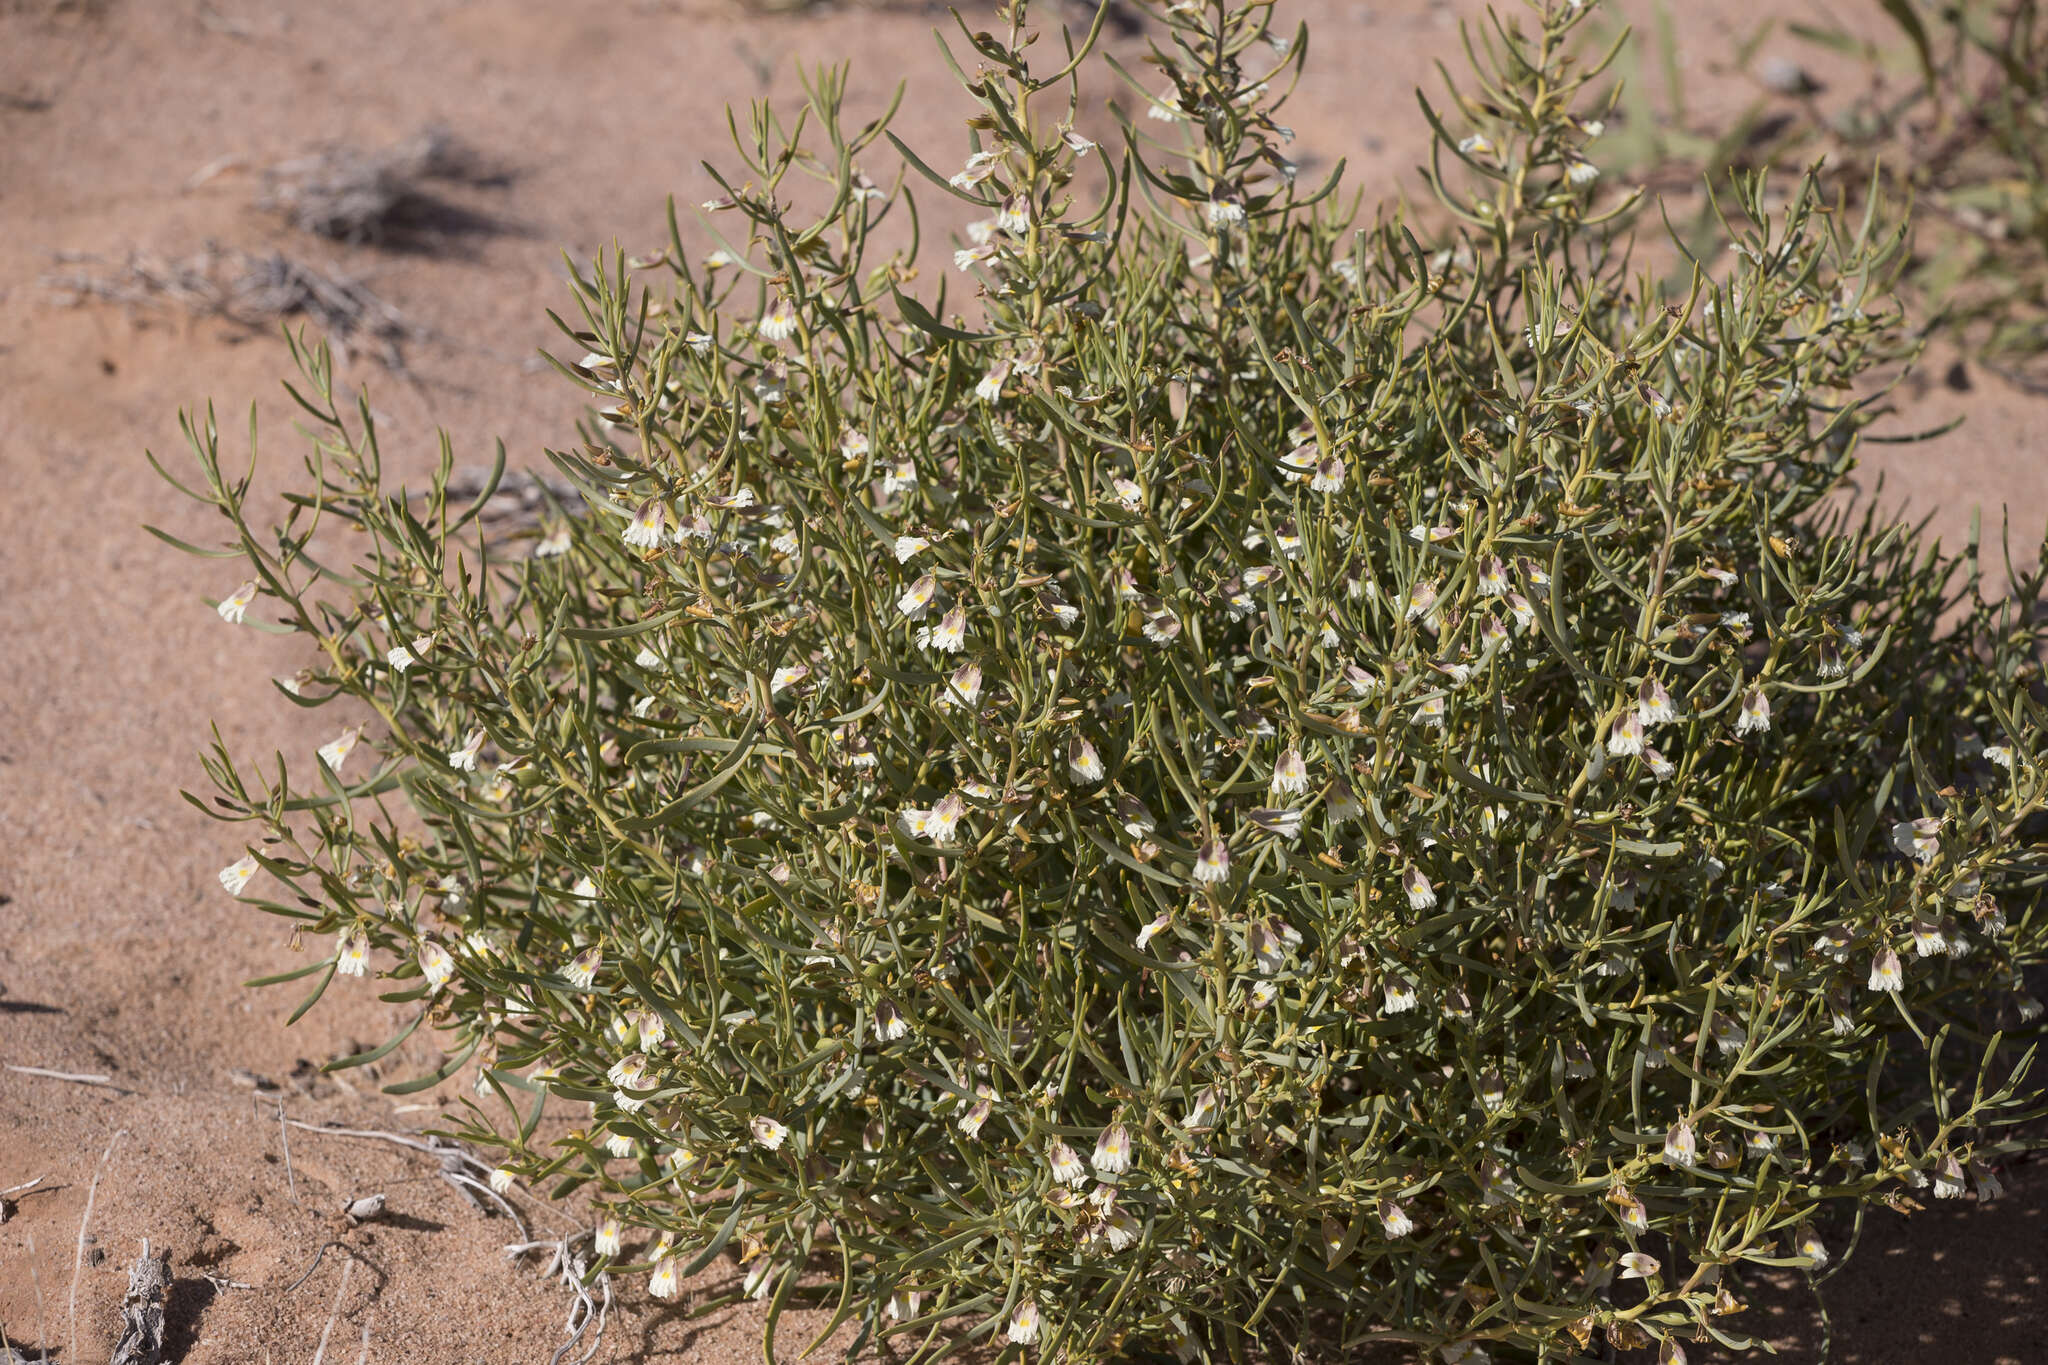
[67,1129,126,1364]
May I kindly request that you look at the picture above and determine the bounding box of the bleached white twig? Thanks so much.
[67,1129,126,1363]
[509,1231,612,1365]
[28,1229,49,1365]
[6,1064,133,1093]
[308,1254,356,1365]
[278,1102,299,1204]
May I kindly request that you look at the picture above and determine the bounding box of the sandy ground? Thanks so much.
[1,0,2045,1361]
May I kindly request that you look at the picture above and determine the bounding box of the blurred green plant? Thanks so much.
[158,1,2048,1361]
[1599,0,2048,388]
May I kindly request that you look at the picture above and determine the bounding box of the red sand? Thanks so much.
[2,0,2044,1360]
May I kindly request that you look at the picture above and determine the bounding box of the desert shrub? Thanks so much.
[1600,0,2048,389]
[160,1,2048,1360]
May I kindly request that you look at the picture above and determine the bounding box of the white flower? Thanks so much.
[605,1132,636,1159]
[1135,912,1172,952]
[631,1009,667,1048]
[897,572,938,619]
[975,359,1012,403]
[1100,1210,1140,1251]
[386,643,416,671]
[1985,744,2014,769]
[1913,916,1948,958]
[996,194,1032,234]
[958,1086,995,1139]
[449,728,485,771]
[1142,607,1182,645]
[1092,1123,1133,1174]
[1068,737,1106,785]
[1404,580,1439,622]
[1795,1224,1829,1267]
[219,854,259,896]
[487,1167,515,1194]
[1205,195,1246,228]
[1868,947,1903,992]
[1506,592,1535,631]
[1458,133,1494,156]
[318,727,361,773]
[1413,694,1446,728]
[942,661,983,710]
[1251,807,1303,840]
[1007,1301,1042,1346]
[1734,688,1771,736]
[1048,1141,1088,1186]
[565,946,603,989]
[949,150,1000,189]
[920,605,968,653]
[336,929,370,977]
[750,1115,790,1150]
[1663,1120,1697,1168]
[1892,817,1941,862]
[1403,866,1436,911]
[1379,1199,1414,1237]
[881,460,917,496]
[770,663,810,694]
[874,1000,909,1042]
[1637,677,1676,727]
[1193,840,1230,884]
[1618,1251,1660,1280]
[417,940,457,992]
[648,1256,680,1298]
[1607,711,1645,758]
[1476,558,1508,596]
[623,498,669,550]
[216,579,258,624]
[534,525,572,557]
[1327,779,1363,823]
[886,1289,925,1321]
[1611,1187,1648,1232]
[1645,747,1676,781]
[926,793,969,842]
[594,1216,622,1257]
[607,1053,649,1089]
[1383,978,1418,1014]
[894,534,930,563]
[1062,127,1096,157]
[1565,156,1599,186]
[1269,747,1308,795]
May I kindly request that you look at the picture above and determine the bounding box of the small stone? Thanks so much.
[341,1193,387,1225]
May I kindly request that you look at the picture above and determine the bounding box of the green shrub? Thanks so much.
[162,1,2048,1359]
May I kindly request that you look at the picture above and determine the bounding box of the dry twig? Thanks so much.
[506,1232,613,1365]
[5,1064,132,1094]
[307,1253,356,1365]
[67,1129,126,1364]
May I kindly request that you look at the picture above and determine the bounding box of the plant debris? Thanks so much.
[259,125,507,246]
[108,1242,168,1365]
[40,244,417,369]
